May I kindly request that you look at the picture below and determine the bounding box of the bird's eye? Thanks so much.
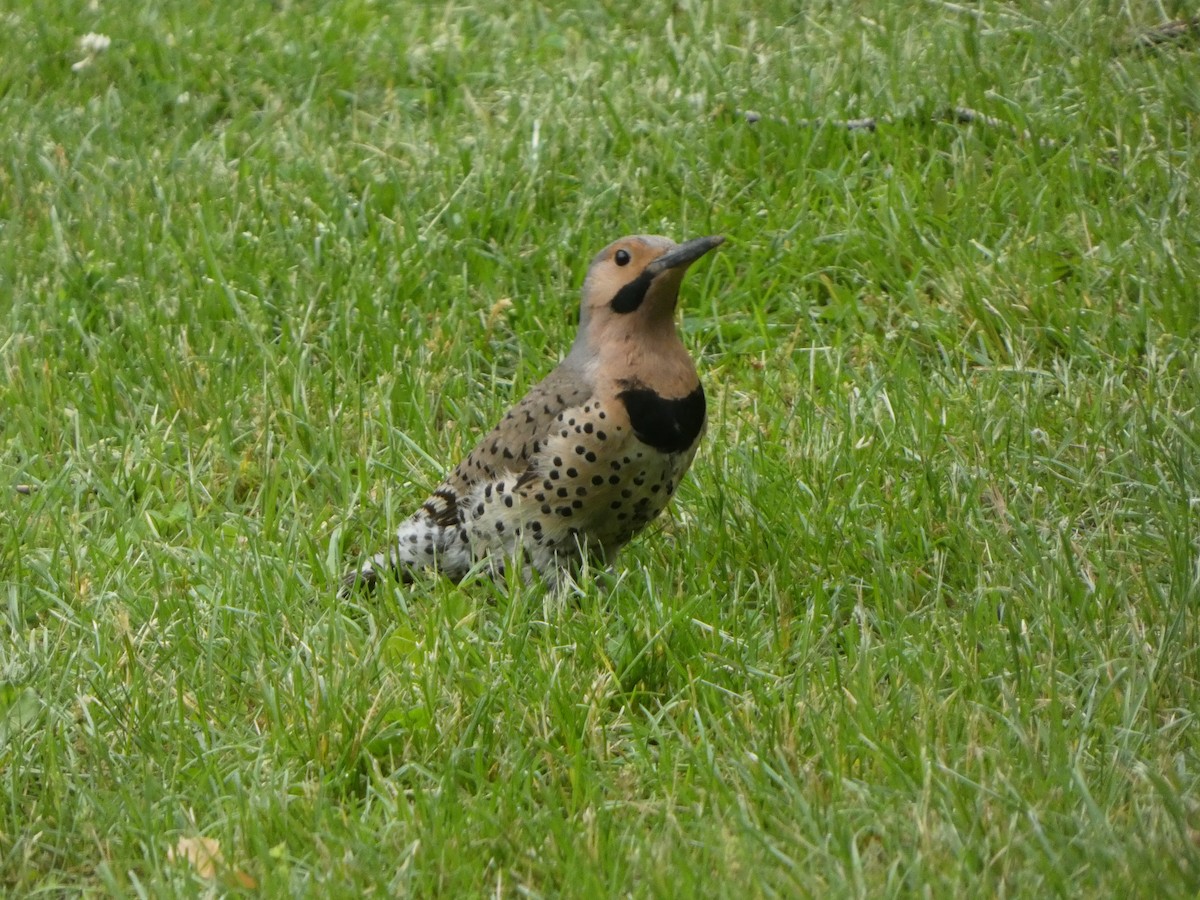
[614,249,632,266]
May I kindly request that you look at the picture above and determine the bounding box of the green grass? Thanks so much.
[3,0,1199,894]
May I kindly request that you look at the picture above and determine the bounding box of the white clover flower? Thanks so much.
[71,32,111,71]
[79,32,111,53]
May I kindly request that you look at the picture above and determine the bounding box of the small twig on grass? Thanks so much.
[1127,17,1199,52]
[740,106,1059,148]
[739,17,1194,148]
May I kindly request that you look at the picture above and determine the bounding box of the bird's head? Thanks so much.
[568,234,724,365]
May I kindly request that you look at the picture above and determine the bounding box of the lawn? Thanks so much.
[2,0,1198,895]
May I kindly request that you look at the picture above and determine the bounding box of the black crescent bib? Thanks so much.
[617,383,706,454]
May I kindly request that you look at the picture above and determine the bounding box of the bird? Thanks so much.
[342,233,724,596]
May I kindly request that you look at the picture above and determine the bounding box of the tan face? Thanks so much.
[577,234,724,333]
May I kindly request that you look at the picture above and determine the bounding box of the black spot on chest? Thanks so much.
[617,383,706,454]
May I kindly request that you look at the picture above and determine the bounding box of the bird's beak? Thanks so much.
[648,235,725,275]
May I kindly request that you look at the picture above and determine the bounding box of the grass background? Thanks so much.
[2,0,1199,894]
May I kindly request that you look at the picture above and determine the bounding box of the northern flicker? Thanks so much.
[342,233,724,595]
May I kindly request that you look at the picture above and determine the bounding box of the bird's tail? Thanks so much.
[339,513,472,596]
